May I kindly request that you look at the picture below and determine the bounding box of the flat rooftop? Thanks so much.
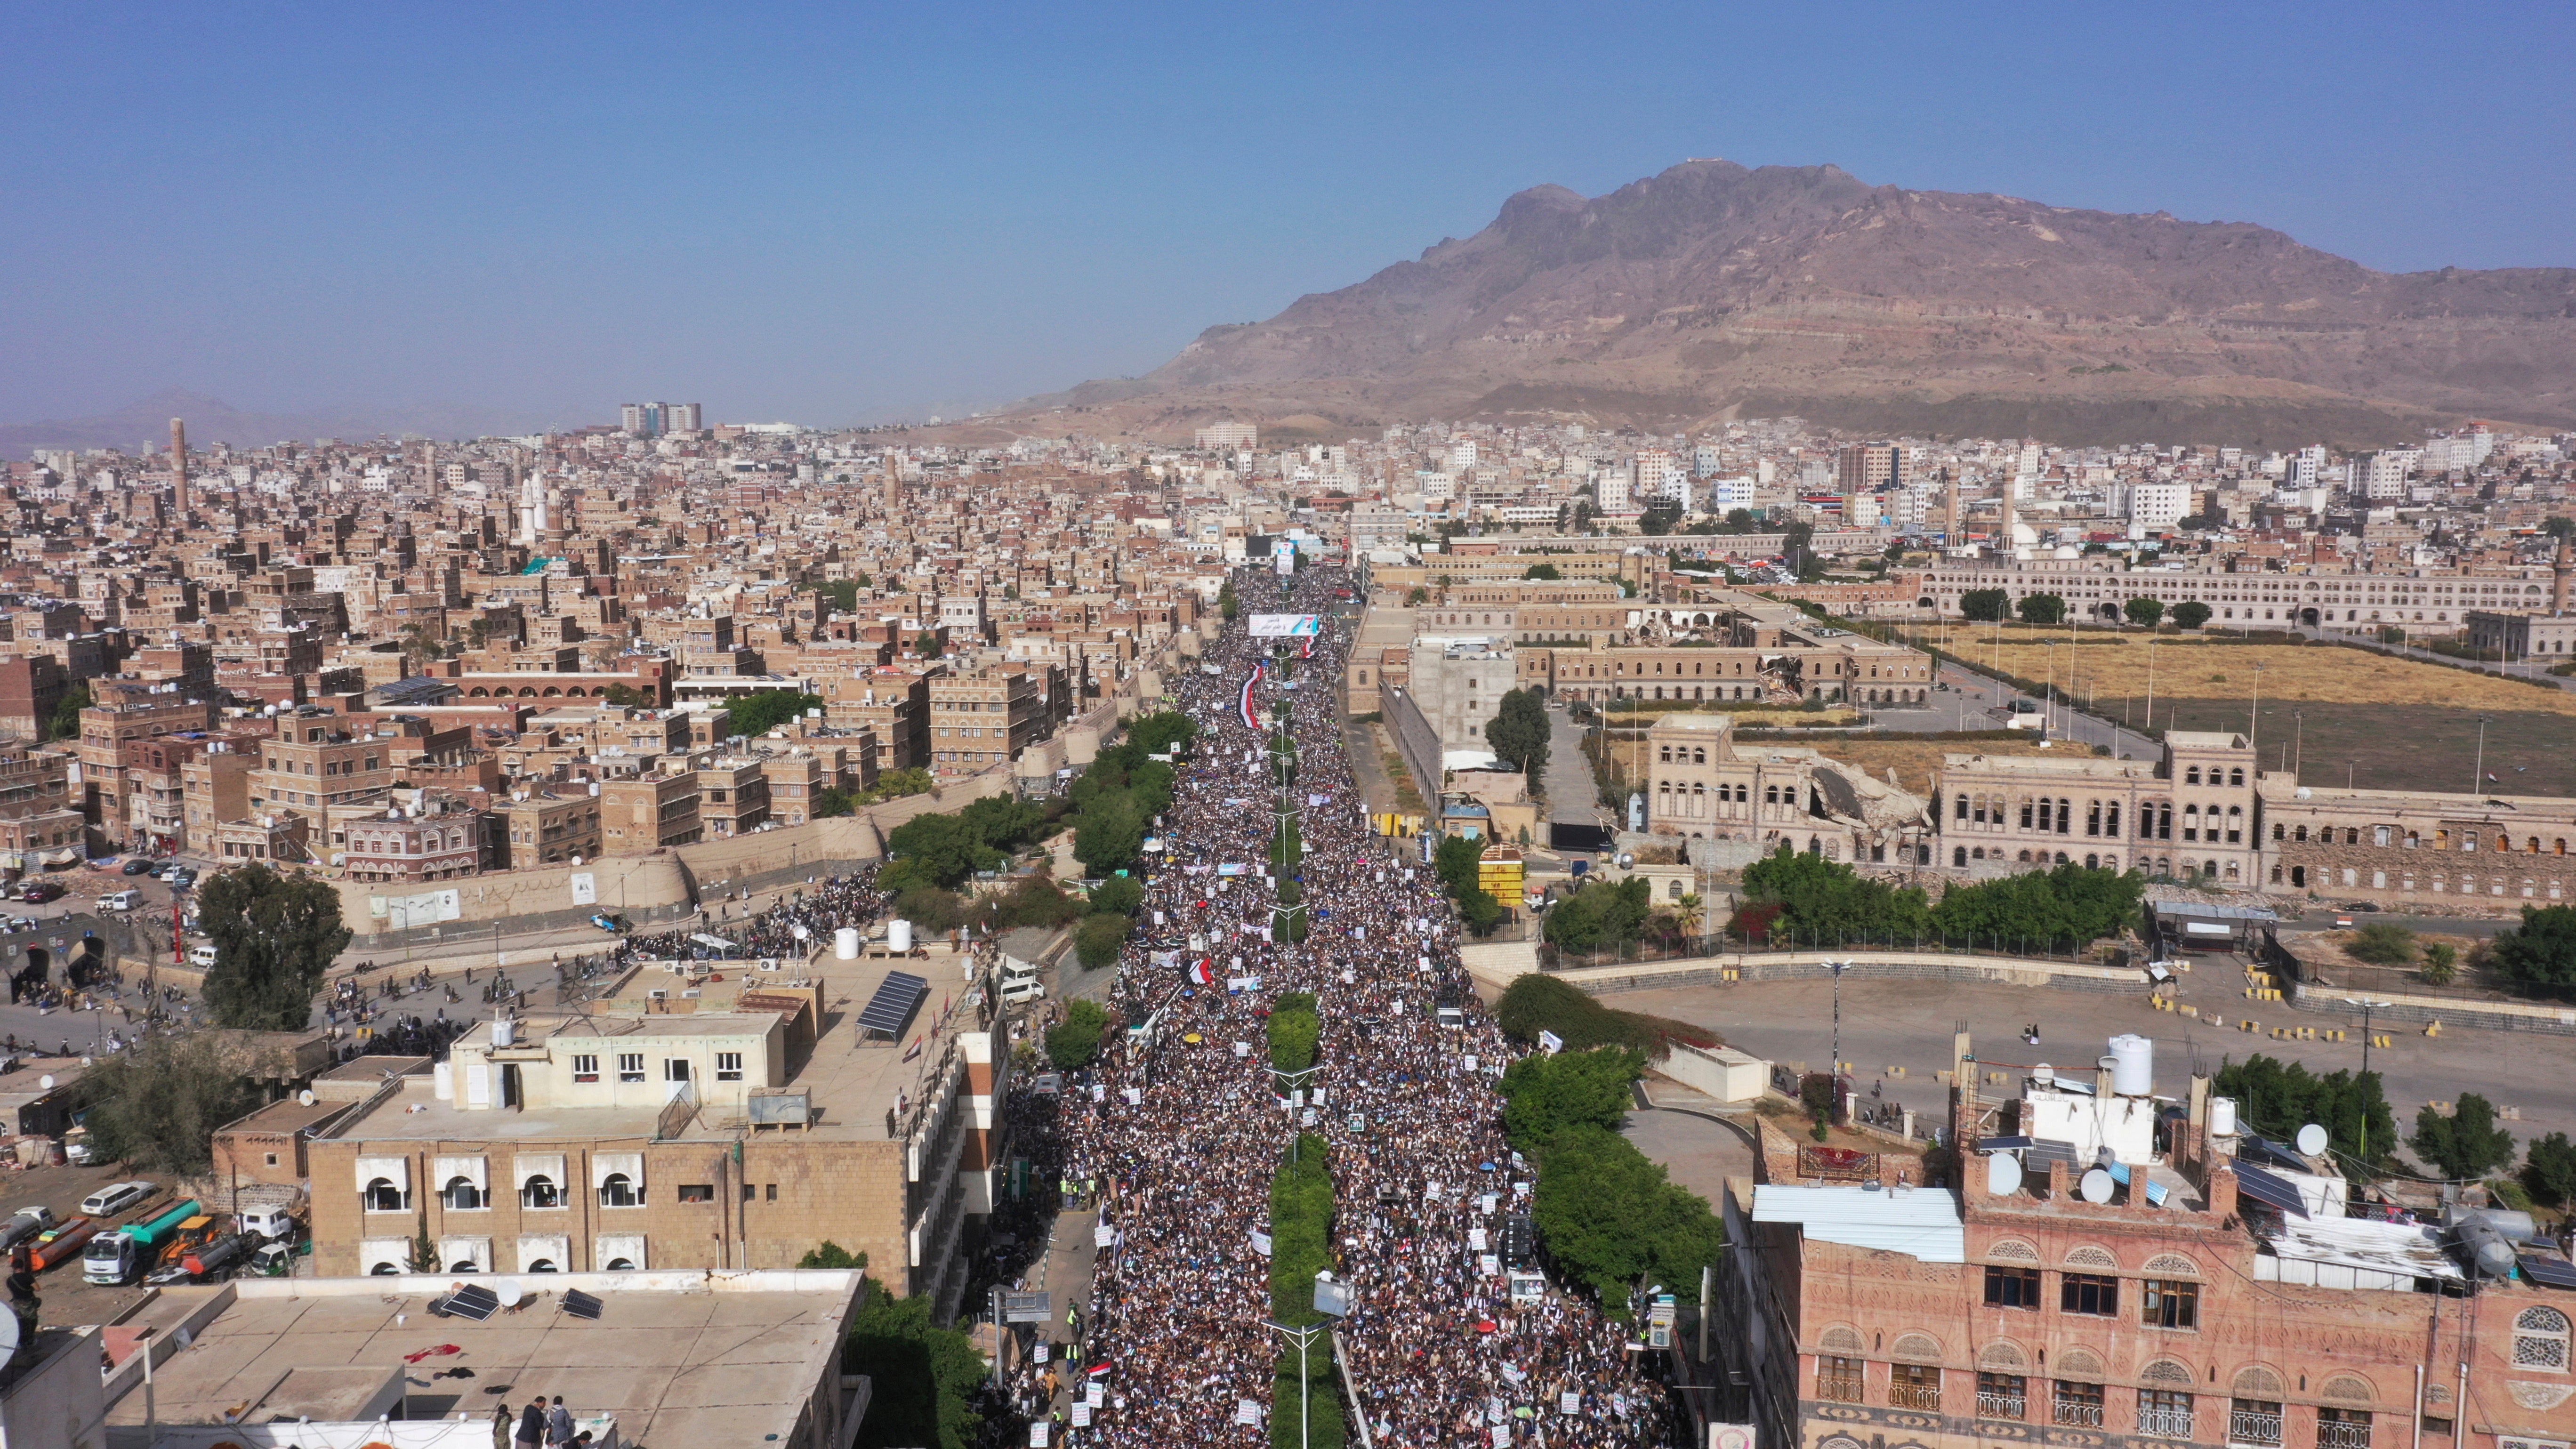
[103,1271,865,1445]
[325,946,978,1144]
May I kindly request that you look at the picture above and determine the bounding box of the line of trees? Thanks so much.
[1430,833,1505,935]
[1269,1130,1348,1447]
[1731,847,2144,953]
[1500,1047,1723,1316]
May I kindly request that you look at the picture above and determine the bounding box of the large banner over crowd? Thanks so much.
[1246,613,1321,637]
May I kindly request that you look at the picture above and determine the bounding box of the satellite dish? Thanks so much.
[298,1090,316,1107]
[489,1278,521,1307]
[1987,1154,2024,1196]
[2080,1168,2117,1204]
[0,1299,19,1360]
[2032,1063,2055,1086]
[790,924,810,942]
[37,1075,53,1090]
[2296,1123,2330,1157]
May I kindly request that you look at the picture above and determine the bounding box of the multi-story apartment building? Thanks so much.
[1719,1039,2576,1449]
[247,720,402,831]
[695,756,771,837]
[282,953,1005,1319]
[342,800,490,884]
[494,789,604,869]
[927,667,1045,775]
[601,767,701,853]
[821,673,930,773]
[180,747,256,848]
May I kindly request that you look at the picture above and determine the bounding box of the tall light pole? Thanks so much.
[2351,998,2391,1166]
[1829,958,1849,1110]
[2474,715,2492,793]
[1263,1319,1326,1449]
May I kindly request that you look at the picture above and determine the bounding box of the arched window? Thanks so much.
[450,1259,481,1273]
[522,1175,561,1209]
[2515,1305,2571,1369]
[605,1256,636,1271]
[1955,847,1968,867]
[364,1177,406,1212]
[1693,748,1707,765]
[527,1258,559,1273]
[2229,768,2245,787]
[443,1176,483,1211]
[2186,766,2202,785]
[369,1260,403,1276]
[599,1173,639,1208]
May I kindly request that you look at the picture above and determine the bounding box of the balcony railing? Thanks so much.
[1976,1391,2027,1421]
[2139,1406,2196,1440]
[1816,1371,1865,1404]
[2317,1418,2373,1449]
[2054,1400,2106,1428]
[1889,1383,1941,1412]
[2231,1406,2285,1446]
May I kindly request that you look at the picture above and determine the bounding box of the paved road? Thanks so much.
[1613,972,2576,1154]
[1868,661,2164,759]
[1542,704,1609,832]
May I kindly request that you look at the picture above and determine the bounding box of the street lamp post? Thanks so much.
[1263,1319,1327,1449]
[2474,715,2492,793]
[2351,998,2392,1165]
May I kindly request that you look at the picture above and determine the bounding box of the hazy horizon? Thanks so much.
[5,0,2572,436]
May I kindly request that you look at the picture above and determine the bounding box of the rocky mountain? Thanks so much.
[1024,160,2576,446]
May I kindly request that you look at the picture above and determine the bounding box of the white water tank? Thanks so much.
[2209,1095,2238,1137]
[2107,1034,2154,1096]
[492,1015,516,1048]
[889,919,915,953]
[834,927,861,960]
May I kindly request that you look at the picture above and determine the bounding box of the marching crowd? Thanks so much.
[1017,564,1674,1447]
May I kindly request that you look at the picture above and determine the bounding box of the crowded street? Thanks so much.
[1003,563,1674,1446]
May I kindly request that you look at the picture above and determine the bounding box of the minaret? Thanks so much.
[1942,467,1960,543]
[884,458,902,517]
[2554,539,2571,617]
[1997,473,2018,560]
[169,417,190,517]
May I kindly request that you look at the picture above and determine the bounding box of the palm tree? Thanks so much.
[1668,893,1705,943]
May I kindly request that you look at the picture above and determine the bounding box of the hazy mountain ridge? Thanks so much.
[1025,160,2576,445]
[0,388,579,460]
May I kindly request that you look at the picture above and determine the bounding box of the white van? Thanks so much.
[80,1180,153,1218]
[188,944,218,969]
[96,891,137,913]
[1000,977,1046,1006]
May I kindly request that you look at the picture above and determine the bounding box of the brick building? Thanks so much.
[601,767,701,853]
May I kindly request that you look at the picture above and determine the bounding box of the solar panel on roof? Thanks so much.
[2238,1135,2312,1173]
[1978,1135,2035,1152]
[561,1288,604,1320]
[856,970,930,1036]
[439,1284,501,1321]
[2024,1139,2081,1169]
[2231,1163,2311,1219]
[2521,1255,2576,1290]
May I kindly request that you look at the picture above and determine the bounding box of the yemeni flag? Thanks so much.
[1298,635,1315,659]
[1189,959,1215,985]
[1239,665,1264,729]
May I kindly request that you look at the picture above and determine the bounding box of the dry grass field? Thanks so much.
[1937,632,2576,721]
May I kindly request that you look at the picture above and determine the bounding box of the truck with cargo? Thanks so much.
[28,1218,96,1272]
[83,1198,202,1285]
[0,1207,56,1254]
[149,1231,249,1285]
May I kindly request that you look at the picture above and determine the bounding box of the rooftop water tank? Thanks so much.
[834,926,861,960]
[2108,1034,2154,1097]
[889,919,915,953]
[2209,1095,2238,1137]
[492,1014,515,1048]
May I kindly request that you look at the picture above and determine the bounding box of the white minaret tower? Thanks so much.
[518,465,549,544]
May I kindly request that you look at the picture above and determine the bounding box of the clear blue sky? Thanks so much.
[4,0,2570,431]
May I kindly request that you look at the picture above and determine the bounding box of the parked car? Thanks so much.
[17,883,63,904]
[96,891,137,913]
[4,918,34,933]
[79,1181,155,1219]
[121,859,155,877]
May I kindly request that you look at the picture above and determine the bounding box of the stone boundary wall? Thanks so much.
[2283,975,2576,1037]
[1511,949,2146,998]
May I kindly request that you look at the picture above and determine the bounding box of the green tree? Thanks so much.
[2016,592,2068,625]
[797,1241,868,1269]
[1959,588,2011,622]
[2525,1132,2576,1206]
[725,689,822,738]
[1268,991,1321,1073]
[913,630,942,656]
[1072,794,1147,876]
[78,1035,264,1174]
[1086,876,1144,917]
[1742,844,1932,943]
[892,886,967,935]
[1541,877,1654,955]
[2212,1054,2395,1165]
[1073,911,1131,970]
[1267,1132,1346,1446]
[818,579,862,612]
[2491,905,2576,990]
[1931,863,2144,952]
[1522,562,1564,580]
[2413,1092,2517,1181]
[843,1278,987,1449]
[2172,600,2212,630]
[2123,596,2165,627]
[45,683,89,742]
[1045,998,1111,1069]
[198,863,352,1030]
[1219,581,1240,620]
[2421,942,2459,985]
[1500,1046,1643,1146]
[813,786,855,818]
[598,681,650,708]
[2346,923,2418,966]
[1404,586,1429,606]
[882,814,992,891]
[1493,973,1715,1058]
[1484,687,1552,775]
[1529,1126,1725,1312]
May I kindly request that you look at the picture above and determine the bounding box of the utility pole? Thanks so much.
[2474,715,2491,793]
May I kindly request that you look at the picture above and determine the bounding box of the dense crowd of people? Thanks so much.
[1006,564,1674,1446]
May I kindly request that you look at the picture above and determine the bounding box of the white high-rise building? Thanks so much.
[1705,476,1756,513]
[1594,467,1632,514]
[2126,482,2191,529]
[2351,450,2416,500]
[1633,448,1683,504]
[1447,440,1479,474]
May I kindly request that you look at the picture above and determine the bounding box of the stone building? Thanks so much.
[1406,636,1520,752]
[1936,732,2262,885]
[2256,779,2576,907]
[283,950,1003,1319]
[1717,1034,2576,1449]
[1641,713,1934,867]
